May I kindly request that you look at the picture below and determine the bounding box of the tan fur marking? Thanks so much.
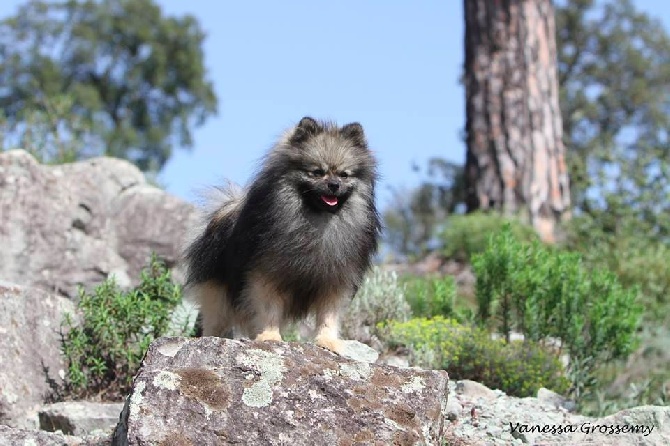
[314,296,347,354]
[242,273,287,341]
[255,329,283,342]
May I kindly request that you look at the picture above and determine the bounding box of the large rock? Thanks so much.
[112,337,449,445]
[0,150,197,298]
[0,282,74,428]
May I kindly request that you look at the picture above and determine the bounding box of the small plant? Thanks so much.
[440,211,538,262]
[379,316,569,397]
[340,266,412,342]
[56,254,193,401]
[402,275,459,319]
[471,224,643,402]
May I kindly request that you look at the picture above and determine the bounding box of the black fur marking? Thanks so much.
[289,116,323,145]
[340,122,367,147]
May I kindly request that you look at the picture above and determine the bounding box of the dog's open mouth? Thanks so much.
[321,195,339,207]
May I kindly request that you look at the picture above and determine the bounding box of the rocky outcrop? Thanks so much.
[112,337,450,446]
[0,150,197,298]
[0,282,74,428]
[1,151,667,445]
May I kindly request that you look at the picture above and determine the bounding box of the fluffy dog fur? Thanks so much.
[183,116,381,354]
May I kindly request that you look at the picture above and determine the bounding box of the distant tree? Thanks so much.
[556,0,670,239]
[0,94,93,165]
[463,0,571,242]
[384,0,670,256]
[0,0,217,172]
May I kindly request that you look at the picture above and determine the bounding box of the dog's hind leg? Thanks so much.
[187,281,235,338]
[241,274,286,342]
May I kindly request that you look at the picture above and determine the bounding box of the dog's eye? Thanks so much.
[310,168,325,177]
[340,171,350,178]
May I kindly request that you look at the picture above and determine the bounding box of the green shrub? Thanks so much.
[380,316,569,397]
[472,224,643,400]
[561,215,670,323]
[559,215,670,413]
[340,266,412,342]
[401,275,456,318]
[440,211,538,262]
[56,254,193,401]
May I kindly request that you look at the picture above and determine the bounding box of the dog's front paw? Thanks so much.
[315,335,345,355]
[255,330,283,342]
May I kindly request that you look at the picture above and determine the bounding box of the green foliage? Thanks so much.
[556,0,670,237]
[440,212,538,263]
[0,94,99,164]
[0,0,217,172]
[472,224,643,401]
[401,274,461,320]
[580,325,670,416]
[380,317,570,397]
[341,267,412,342]
[561,215,670,323]
[560,215,670,413]
[584,377,670,417]
[56,254,192,401]
[0,92,170,190]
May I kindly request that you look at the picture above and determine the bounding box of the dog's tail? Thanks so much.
[198,182,246,225]
[182,182,246,288]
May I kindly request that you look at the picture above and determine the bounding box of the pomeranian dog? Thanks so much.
[183,116,381,354]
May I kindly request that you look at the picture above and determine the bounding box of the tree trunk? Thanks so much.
[463,0,571,242]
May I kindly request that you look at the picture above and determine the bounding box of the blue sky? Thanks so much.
[155,0,463,209]
[1,1,669,210]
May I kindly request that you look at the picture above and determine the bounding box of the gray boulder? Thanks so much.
[112,337,449,446]
[0,282,74,428]
[39,401,125,436]
[0,150,197,298]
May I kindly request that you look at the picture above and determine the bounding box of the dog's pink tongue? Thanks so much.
[321,195,338,206]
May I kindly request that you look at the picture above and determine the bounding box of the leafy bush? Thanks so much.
[340,266,412,342]
[561,215,670,323]
[472,224,643,400]
[401,274,472,322]
[380,316,569,397]
[559,215,670,413]
[56,255,193,401]
[440,212,538,262]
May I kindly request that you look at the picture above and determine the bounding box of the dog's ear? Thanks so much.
[340,122,367,148]
[290,116,321,145]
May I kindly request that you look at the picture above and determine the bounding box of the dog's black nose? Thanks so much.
[327,179,340,192]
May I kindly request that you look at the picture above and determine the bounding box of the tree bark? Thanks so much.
[463,0,571,242]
